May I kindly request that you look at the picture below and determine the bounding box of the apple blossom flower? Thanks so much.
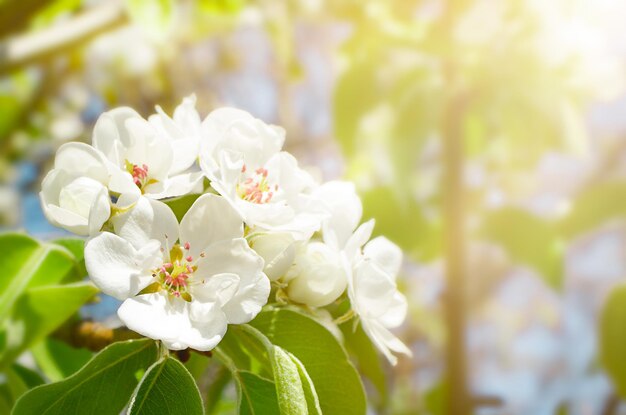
[39,142,112,236]
[349,230,413,366]
[84,194,270,351]
[292,180,411,364]
[92,105,202,200]
[199,108,324,238]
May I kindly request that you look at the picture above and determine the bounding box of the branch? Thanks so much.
[0,2,128,75]
[53,321,142,352]
[0,0,56,38]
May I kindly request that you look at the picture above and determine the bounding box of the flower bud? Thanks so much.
[250,232,297,281]
[41,172,110,236]
[286,242,347,307]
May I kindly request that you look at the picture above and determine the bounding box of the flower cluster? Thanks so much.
[40,96,411,364]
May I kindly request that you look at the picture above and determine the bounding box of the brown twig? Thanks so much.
[53,320,142,352]
[0,0,57,39]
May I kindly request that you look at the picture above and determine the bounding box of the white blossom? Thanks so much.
[313,181,411,364]
[350,234,412,365]
[199,108,324,238]
[39,143,111,236]
[92,104,202,201]
[84,194,269,350]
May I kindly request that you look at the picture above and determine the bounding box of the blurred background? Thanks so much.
[3,0,626,414]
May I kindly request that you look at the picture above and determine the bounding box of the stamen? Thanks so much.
[237,166,276,204]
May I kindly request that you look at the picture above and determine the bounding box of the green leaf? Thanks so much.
[128,356,204,415]
[217,326,270,379]
[126,0,173,41]
[288,350,322,415]
[0,365,30,408]
[205,365,231,415]
[250,308,366,415]
[600,284,626,398]
[478,207,563,289]
[10,363,45,389]
[163,194,202,222]
[0,233,76,325]
[52,238,87,282]
[360,187,441,261]
[219,324,315,414]
[0,282,98,368]
[270,345,308,415]
[213,346,280,415]
[31,338,93,382]
[184,351,211,382]
[13,339,158,415]
[0,363,45,410]
[340,322,387,408]
[199,0,246,14]
[238,371,280,415]
[559,181,626,239]
[424,381,448,415]
[213,341,280,415]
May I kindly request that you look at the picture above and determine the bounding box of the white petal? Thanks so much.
[41,169,112,236]
[287,262,347,307]
[265,152,315,198]
[379,291,409,329]
[87,186,112,235]
[85,232,158,300]
[93,107,142,165]
[118,293,189,348]
[250,232,297,281]
[191,273,240,306]
[107,166,140,196]
[169,136,200,174]
[174,95,200,125]
[40,169,65,206]
[363,236,403,279]
[123,118,174,181]
[221,269,270,324]
[343,219,375,261]
[54,142,109,183]
[201,107,284,170]
[352,260,398,320]
[112,197,179,250]
[153,95,202,174]
[146,171,204,199]
[119,293,227,351]
[179,194,243,258]
[185,301,228,351]
[286,242,347,307]
[362,319,412,365]
[40,170,88,235]
[193,238,268,324]
[43,204,88,235]
[314,181,362,250]
[193,238,264,280]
